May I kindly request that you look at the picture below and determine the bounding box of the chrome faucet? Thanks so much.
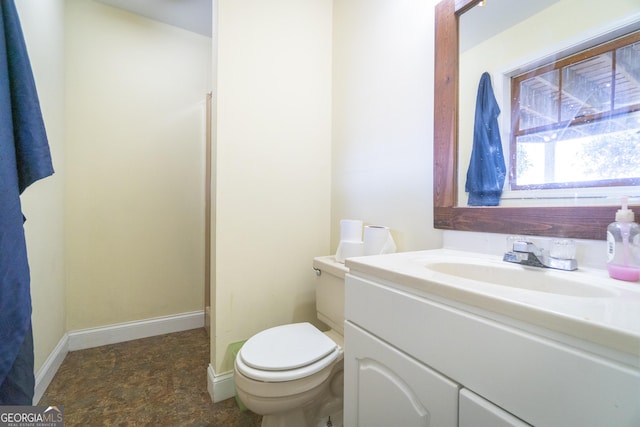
[503,240,578,271]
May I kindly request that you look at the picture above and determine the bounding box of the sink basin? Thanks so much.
[425,261,616,298]
[345,249,640,356]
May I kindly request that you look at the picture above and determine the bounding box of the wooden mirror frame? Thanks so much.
[433,0,623,240]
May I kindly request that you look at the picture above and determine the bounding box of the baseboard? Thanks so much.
[34,310,205,403]
[33,334,69,404]
[207,364,235,403]
[68,310,205,351]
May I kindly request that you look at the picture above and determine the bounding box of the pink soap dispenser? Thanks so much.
[607,197,640,282]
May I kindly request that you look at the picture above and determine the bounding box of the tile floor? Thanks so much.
[38,328,262,426]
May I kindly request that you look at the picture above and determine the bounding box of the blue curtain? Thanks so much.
[465,72,506,206]
[0,0,54,396]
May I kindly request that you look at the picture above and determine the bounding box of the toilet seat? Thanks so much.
[237,322,341,382]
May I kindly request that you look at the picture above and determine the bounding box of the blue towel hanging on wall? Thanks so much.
[465,72,506,206]
[0,0,54,390]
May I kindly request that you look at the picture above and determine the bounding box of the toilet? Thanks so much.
[234,256,347,427]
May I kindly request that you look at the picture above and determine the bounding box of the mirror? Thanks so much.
[458,0,640,207]
[433,0,639,240]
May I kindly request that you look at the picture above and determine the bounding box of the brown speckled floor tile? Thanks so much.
[39,328,262,426]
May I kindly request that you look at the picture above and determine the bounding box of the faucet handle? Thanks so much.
[506,235,526,251]
[511,240,545,258]
[512,240,536,253]
[550,239,576,260]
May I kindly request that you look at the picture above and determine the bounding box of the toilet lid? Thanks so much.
[239,322,337,371]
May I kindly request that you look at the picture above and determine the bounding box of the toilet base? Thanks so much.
[260,409,307,427]
[260,392,343,427]
[237,363,344,427]
[308,395,343,427]
[314,410,343,427]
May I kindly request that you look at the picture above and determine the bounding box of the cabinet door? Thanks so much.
[459,388,531,427]
[344,321,459,427]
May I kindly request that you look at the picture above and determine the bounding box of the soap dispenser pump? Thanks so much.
[607,197,640,282]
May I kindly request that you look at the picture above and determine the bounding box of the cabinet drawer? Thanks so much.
[346,274,640,426]
[459,388,530,427]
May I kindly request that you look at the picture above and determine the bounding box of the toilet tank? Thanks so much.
[313,256,348,336]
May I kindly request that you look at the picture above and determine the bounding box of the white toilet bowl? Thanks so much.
[234,323,344,427]
[233,256,348,427]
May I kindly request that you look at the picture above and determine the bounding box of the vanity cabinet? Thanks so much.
[344,273,640,427]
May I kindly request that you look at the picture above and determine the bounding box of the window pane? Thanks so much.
[615,41,640,108]
[519,70,559,131]
[515,110,640,187]
[514,137,548,186]
[576,110,640,181]
[561,54,612,121]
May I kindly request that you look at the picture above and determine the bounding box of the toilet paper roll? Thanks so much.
[363,225,396,256]
[335,240,364,263]
[340,219,363,242]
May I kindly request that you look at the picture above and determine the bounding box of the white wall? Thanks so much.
[16,0,66,375]
[64,0,211,330]
[214,0,333,373]
[331,0,441,253]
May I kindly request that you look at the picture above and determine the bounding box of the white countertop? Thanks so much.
[346,249,640,358]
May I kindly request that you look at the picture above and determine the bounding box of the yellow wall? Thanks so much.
[16,0,66,374]
[213,0,333,373]
[64,0,211,330]
[21,0,441,387]
[22,0,441,389]
[331,0,441,253]
[211,0,443,377]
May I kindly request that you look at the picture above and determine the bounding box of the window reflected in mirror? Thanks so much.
[512,31,640,190]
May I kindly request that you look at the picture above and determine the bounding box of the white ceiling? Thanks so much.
[460,0,560,52]
[95,0,212,37]
[96,0,556,45]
